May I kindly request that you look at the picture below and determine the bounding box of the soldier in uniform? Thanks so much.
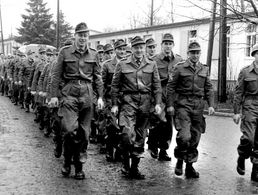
[103,43,115,61]
[111,36,162,179]
[12,51,23,106]
[38,48,54,136]
[49,22,104,180]
[148,33,183,161]
[233,44,258,181]
[18,50,35,112]
[96,44,104,66]
[166,41,215,178]
[101,39,127,161]
[31,47,47,127]
[145,38,157,59]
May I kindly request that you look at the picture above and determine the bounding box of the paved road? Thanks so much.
[0,95,258,195]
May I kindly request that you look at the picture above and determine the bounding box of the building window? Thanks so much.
[188,30,197,43]
[246,34,256,57]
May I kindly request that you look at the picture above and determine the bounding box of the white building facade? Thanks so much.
[89,16,258,82]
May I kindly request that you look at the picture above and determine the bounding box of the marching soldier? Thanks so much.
[233,44,258,181]
[31,47,47,127]
[148,33,183,161]
[145,38,157,59]
[101,40,126,161]
[49,22,104,180]
[18,50,35,112]
[111,36,162,179]
[103,43,115,61]
[167,41,215,178]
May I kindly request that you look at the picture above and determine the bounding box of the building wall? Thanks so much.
[89,19,256,80]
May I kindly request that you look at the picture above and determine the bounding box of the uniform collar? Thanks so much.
[71,44,89,54]
[249,61,258,74]
[160,51,174,60]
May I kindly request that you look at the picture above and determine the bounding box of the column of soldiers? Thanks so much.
[2,21,258,182]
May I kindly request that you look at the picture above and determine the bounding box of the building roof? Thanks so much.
[90,12,257,39]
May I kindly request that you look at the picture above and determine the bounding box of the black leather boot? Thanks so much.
[251,164,258,182]
[74,162,85,180]
[175,159,184,176]
[237,156,245,175]
[130,157,145,180]
[158,150,171,161]
[185,163,199,178]
[61,160,71,177]
[121,152,130,176]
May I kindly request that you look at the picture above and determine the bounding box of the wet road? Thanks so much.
[0,95,258,195]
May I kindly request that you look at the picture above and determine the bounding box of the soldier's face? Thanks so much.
[146,45,156,57]
[115,46,126,59]
[188,51,201,63]
[74,32,89,49]
[104,50,114,60]
[132,44,145,59]
[162,41,174,54]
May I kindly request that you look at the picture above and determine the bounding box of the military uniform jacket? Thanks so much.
[166,59,214,107]
[38,62,50,92]
[14,59,23,82]
[18,58,34,87]
[102,56,119,100]
[50,45,103,98]
[31,60,46,91]
[111,55,162,106]
[233,62,258,114]
[153,52,183,102]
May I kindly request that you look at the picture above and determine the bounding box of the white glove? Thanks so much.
[167,106,175,115]
[208,107,215,115]
[42,92,47,97]
[31,91,36,95]
[39,91,43,96]
[14,81,18,85]
[233,114,241,124]
[111,105,119,116]
[18,81,22,85]
[97,98,104,110]
[48,97,59,107]
[154,104,162,115]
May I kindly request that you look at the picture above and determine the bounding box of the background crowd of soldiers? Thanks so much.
[0,30,213,180]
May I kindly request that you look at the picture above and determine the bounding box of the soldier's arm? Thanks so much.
[38,64,48,92]
[111,62,122,106]
[204,68,215,108]
[166,66,180,107]
[31,65,40,91]
[93,61,104,99]
[102,63,108,89]
[50,51,64,98]
[18,62,25,83]
[233,70,245,114]
[152,62,162,105]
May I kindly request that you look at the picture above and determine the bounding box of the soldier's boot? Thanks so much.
[25,104,30,113]
[158,150,171,161]
[106,145,114,162]
[54,140,63,158]
[175,159,184,176]
[121,153,130,176]
[130,157,145,180]
[44,124,52,137]
[185,163,199,179]
[251,164,258,182]
[61,159,71,177]
[74,162,85,180]
[237,156,245,175]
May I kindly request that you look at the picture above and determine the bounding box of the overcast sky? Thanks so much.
[1,0,210,38]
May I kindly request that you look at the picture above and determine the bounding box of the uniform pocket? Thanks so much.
[244,78,257,93]
[142,68,153,85]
